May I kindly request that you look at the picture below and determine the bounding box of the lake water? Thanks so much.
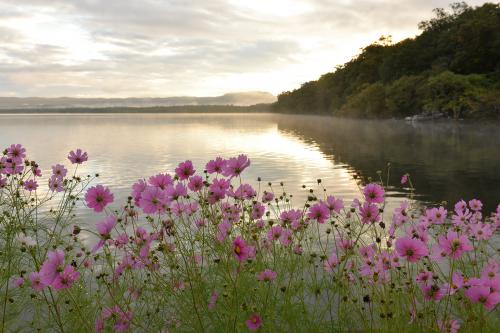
[1,113,499,220]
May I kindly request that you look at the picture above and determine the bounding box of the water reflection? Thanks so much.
[0,113,498,218]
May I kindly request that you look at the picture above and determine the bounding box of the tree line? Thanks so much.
[273,2,500,119]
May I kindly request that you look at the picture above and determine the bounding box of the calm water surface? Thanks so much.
[1,113,499,221]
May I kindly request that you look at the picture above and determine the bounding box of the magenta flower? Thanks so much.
[131,179,147,205]
[92,215,117,252]
[51,164,67,179]
[23,179,38,192]
[6,144,26,163]
[454,200,467,214]
[267,225,283,241]
[395,236,428,262]
[206,157,227,174]
[166,183,187,201]
[233,236,253,262]
[363,183,385,204]
[175,160,195,180]
[421,284,445,301]
[469,223,493,241]
[469,199,483,211]
[307,202,330,224]
[401,174,408,185]
[426,207,447,224]
[324,253,340,272]
[262,191,274,203]
[139,186,168,214]
[325,195,344,214]
[148,173,173,190]
[246,313,262,331]
[222,154,250,177]
[251,202,265,220]
[360,202,381,224]
[279,229,293,246]
[67,149,88,164]
[464,285,500,310]
[3,158,23,175]
[188,175,204,192]
[437,319,460,333]
[229,183,256,200]
[39,250,65,285]
[29,272,46,291]
[257,269,277,282]
[48,175,64,192]
[438,231,473,259]
[208,291,219,310]
[52,265,80,290]
[85,185,114,212]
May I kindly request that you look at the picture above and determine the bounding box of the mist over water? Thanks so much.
[1,113,498,220]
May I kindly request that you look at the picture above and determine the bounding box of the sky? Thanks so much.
[0,0,490,98]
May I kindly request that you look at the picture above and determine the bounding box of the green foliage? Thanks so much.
[273,2,500,119]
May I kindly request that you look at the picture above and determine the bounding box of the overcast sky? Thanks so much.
[0,0,489,98]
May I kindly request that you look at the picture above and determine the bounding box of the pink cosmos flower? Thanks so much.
[251,202,265,220]
[468,199,483,211]
[262,191,274,203]
[307,202,330,224]
[206,157,227,174]
[148,173,173,190]
[454,200,467,214]
[23,179,38,191]
[360,202,381,224]
[131,179,147,205]
[208,291,219,310]
[51,164,67,179]
[426,207,447,224]
[67,149,88,164]
[464,285,500,310]
[165,183,187,201]
[6,144,26,163]
[29,272,46,291]
[279,229,293,247]
[246,313,262,331]
[222,154,250,177]
[92,215,117,252]
[257,269,277,282]
[85,185,114,212]
[437,319,460,333]
[233,236,253,262]
[39,249,65,285]
[395,237,428,262]
[401,174,408,185]
[420,284,445,301]
[359,244,376,260]
[175,160,195,180]
[324,253,340,272]
[363,183,385,204]
[216,221,232,242]
[229,184,257,200]
[52,265,80,290]
[469,223,493,241]
[14,277,24,288]
[451,208,471,226]
[416,271,433,286]
[188,175,204,192]
[3,158,24,174]
[437,231,473,259]
[325,195,344,214]
[48,175,64,192]
[280,209,302,227]
[293,245,303,255]
[139,186,168,214]
[267,225,283,241]
[393,201,409,226]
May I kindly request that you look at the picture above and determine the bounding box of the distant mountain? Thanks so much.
[0,91,276,109]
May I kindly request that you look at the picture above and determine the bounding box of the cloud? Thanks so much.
[0,0,491,97]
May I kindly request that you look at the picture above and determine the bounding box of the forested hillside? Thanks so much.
[273,2,500,119]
